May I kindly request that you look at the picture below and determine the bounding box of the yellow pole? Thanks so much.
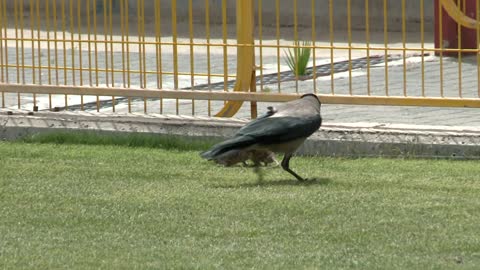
[311,0,317,94]
[0,0,3,107]
[365,0,371,95]
[215,0,254,117]
[402,0,407,97]
[329,0,334,94]
[205,0,211,115]
[420,0,425,97]
[171,0,179,114]
[477,0,480,97]
[383,0,389,96]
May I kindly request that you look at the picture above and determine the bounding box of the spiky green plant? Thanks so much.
[284,41,312,76]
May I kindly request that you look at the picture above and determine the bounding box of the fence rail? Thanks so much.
[1,0,480,119]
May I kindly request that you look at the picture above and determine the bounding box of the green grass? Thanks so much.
[20,131,217,151]
[284,41,312,76]
[1,138,480,269]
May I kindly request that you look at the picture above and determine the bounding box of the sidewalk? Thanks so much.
[2,106,480,159]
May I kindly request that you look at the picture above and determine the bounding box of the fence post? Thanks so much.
[214,0,255,118]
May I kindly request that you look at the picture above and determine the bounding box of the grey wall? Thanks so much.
[4,0,435,31]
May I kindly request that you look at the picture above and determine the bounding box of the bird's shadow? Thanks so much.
[209,177,331,189]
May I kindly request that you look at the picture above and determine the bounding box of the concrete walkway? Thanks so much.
[2,108,480,159]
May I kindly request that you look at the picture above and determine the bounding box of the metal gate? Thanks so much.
[1,0,480,119]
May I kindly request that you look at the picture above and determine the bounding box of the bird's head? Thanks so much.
[300,93,321,106]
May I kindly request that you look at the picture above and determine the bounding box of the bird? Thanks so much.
[201,93,322,181]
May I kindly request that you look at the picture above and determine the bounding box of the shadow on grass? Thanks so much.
[210,177,332,189]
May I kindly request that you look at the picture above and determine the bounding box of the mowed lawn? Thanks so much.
[1,139,480,269]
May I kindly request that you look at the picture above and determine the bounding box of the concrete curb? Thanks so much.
[1,109,480,159]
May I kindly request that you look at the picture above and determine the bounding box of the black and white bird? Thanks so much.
[201,93,322,181]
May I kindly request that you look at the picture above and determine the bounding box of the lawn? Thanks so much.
[1,136,480,269]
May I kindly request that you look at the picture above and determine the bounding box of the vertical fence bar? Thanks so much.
[14,0,19,87]
[222,0,228,100]
[0,0,3,107]
[258,0,264,93]
[2,0,7,85]
[171,0,179,114]
[329,0,334,94]
[420,0,425,97]
[87,0,92,87]
[111,0,117,112]
[77,0,84,109]
[61,0,67,107]
[347,0,352,95]
[248,0,256,118]
[109,0,115,112]
[16,0,20,107]
[154,0,163,113]
[438,0,444,97]
[0,0,4,107]
[141,0,147,112]
[29,0,35,99]
[53,0,59,86]
[137,0,143,112]
[29,0,35,107]
[205,0,211,115]
[19,0,24,85]
[35,0,40,88]
[46,0,52,109]
[120,0,128,88]
[457,0,463,96]
[293,0,299,93]
[93,0,99,87]
[188,0,194,115]
[69,0,75,88]
[125,0,131,112]
[29,0,35,90]
[365,0,371,96]
[109,0,114,90]
[143,0,147,103]
[275,0,280,92]
[0,0,3,85]
[92,0,99,111]
[457,0,464,97]
[311,0,317,94]
[477,0,480,97]
[116,0,123,112]
[2,0,8,85]
[383,0,389,96]
[46,0,52,85]
[402,0,407,96]
[104,0,110,90]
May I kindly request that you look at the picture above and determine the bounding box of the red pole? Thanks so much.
[434,0,477,56]
[461,0,478,53]
[434,0,459,55]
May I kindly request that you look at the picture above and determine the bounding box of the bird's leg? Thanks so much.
[281,154,305,181]
[253,164,264,182]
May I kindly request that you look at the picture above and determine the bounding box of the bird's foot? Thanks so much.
[253,166,264,182]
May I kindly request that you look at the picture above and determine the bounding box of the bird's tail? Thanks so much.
[200,136,254,160]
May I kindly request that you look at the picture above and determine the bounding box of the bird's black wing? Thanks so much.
[200,135,255,160]
[236,114,322,145]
